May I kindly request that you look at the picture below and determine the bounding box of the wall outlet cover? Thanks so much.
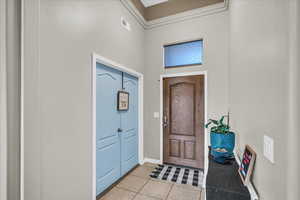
[264,135,274,163]
[153,112,160,118]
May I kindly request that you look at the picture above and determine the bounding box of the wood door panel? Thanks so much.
[169,134,195,141]
[169,139,181,158]
[170,83,195,136]
[184,141,196,160]
[163,75,204,169]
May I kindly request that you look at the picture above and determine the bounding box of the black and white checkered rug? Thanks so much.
[150,164,204,187]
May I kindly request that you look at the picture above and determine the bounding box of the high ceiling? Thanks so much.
[140,0,169,7]
[130,0,224,21]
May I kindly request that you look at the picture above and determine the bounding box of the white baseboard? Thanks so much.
[234,151,259,200]
[142,158,161,165]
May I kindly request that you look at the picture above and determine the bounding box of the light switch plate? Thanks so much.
[264,135,274,163]
[153,112,160,118]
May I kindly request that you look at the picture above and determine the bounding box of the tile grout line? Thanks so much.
[148,164,174,200]
[101,165,160,200]
[116,165,176,200]
[164,183,174,200]
[130,164,158,199]
[199,189,202,200]
[132,175,151,199]
[118,179,150,199]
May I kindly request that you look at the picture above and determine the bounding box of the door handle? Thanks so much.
[117,128,123,132]
[163,115,168,128]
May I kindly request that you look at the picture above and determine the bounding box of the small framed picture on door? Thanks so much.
[117,91,129,111]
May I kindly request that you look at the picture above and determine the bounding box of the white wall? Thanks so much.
[144,11,229,159]
[24,0,145,200]
[229,0,299,199]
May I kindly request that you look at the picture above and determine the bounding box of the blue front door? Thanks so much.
[96,63,139,196]
[120,73,139,176]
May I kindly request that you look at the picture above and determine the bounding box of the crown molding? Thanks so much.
[120,0,229,30]
[120,0,147,28]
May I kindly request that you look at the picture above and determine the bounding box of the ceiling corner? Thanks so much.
[140,0,168,8]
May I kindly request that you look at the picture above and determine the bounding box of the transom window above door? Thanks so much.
[164,40,203,68]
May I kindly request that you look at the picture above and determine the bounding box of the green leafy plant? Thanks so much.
[205,115,231,134]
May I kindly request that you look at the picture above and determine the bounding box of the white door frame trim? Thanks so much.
[92,53,144,199]
[159,71,208,185]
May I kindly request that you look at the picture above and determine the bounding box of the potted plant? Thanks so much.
[205,114,235,163]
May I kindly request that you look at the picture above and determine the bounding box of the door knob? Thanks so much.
[117,128,123,132]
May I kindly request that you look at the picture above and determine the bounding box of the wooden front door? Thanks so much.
[163,75,204,169]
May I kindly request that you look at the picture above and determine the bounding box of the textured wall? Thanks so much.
[286,0,300,199]
[0,0,7,198]
[229,0,297,199]
[22,0,300,199]
[144,11,229,159]
[24,0,145,199]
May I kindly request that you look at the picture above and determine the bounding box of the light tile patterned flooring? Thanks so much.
[100,163,204,200]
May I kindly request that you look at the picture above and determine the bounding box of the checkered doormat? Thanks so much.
[150,164,204,187]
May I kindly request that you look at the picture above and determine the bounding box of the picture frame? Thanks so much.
[238,145,256,185]
[117,91,129,111]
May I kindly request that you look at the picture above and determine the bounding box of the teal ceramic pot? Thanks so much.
[210,131,235,158]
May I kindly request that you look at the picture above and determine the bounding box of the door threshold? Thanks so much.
[163,162,204,172]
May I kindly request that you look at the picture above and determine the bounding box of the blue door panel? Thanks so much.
[96,64,139,195]
[121,134,138,175]
[96,144,120,194]
[96,63,121,195]
[120,73,139,175]
[96,139,119,179]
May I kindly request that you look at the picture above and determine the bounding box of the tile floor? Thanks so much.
[99,163,204,200]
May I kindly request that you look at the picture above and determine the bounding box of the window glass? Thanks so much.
[164,40,203,68]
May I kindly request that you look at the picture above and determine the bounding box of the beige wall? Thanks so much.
[288,0,300,198]
[7,0,21,200]
[229,0,299,199]
[24,2,229,198]
[23,0,300,199]
[287,0,300,199]
[1,0,21,199]
[144,11,229,159]
[23,0,41,198]
[0,0,7,198]
[298,0,300,188]
[24,0,144,200]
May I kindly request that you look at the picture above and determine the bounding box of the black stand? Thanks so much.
[206,147,251,200]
